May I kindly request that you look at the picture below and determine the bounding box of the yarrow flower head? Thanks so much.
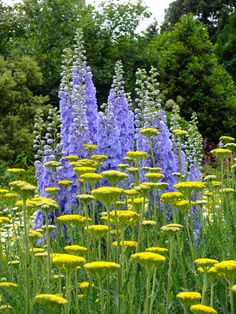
[160,192,184,205]
[173,181,205,196]
[91,187,124,208]
[210,148,232,159]
[51,253,86,271]
[57,214,88,225]
[101,170,128,186]
[7,168,25,174]
[190,304,217,313]
[214,260,236,279]
[161,223,183,234]
[194,258,218,272]
[84,225,108,238]
[64,245,88,255]
[172,129,188,137]
[35,294,68,311]
[177,291,202,308]
[145,247,168,255]
[84,261,120,278]
[131,252,166,269]
[112,240,138,249]
[139,127,159,138]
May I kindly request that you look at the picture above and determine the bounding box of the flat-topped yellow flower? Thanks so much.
[58,180,73,187]
[73,167,96,175]
[194,258,218,272]
[172,128,188,136]
[79,281,94,289]
[57,214,87,225]
[30,197,58,213]
[214,260,236,278]
[210,148,232,158]
[124,189,139,197]
[177,291,201,301]
[77,194,95,206]
[0,216,10,225]
[118,163,130,169]
[0,189,9,195]
[80,173,102,184]
[72,159,98,167]
[135,183,153,195]
[35,294,68,310]
[2,193,17,199]
[112,240,138,249]
[44,160,61,170]
[29,230,43,239]
[174,182,205,195]
[161,223,183,233]
[64,245,88,255]
[91,187,124,208]
[110,210,139,228]
[176,200,196,213]
[139,127,159,137]
[142,220,156,227]
[145,247,168,255]
[101,170,128,186]
[127,151,149,160]
[144,172,164,182]
[131,252,165,268]
[45,187,60,194]
[84,225,109,237]
[160,192,184,205]
[127,167,139,173]
[65,155,79,161]
[9,180,37,199]
[83,144,98,151]
[219,136,235,143]
[190,304,217,313]
[51,253,86,271]
[7,168,25,174]
[84,261,120,277]
[0,282,18,288]
[91,154,108,162]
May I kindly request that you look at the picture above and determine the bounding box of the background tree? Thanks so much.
[0,55,48,167]
[163,0,236,41]
[146,14,236,140]
[215,9,236,82]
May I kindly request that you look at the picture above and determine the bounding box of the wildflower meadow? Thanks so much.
[0,29,236,314]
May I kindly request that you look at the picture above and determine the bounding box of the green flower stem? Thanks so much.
[210,281,214,307]
[65,271,71,314]
[22,198,30,314]
[45,212,51,292]
[149,268,157,313]
[99,277,105,314]
[166,237,174,312]
[0,232,2,271]
[74,269,79,314]
[137,196,146,252]
[143,268,152,314]
[178,145,183,177]
[220,159,224,183]
[148,137,156,167]
[201,272,208,304]
[98,238,102,260]
[229,279,234,314]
